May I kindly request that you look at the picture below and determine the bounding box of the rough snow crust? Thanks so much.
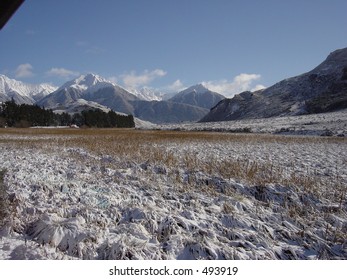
[0,130,346,260]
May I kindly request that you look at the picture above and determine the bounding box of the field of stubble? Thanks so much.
[0,128,346,259]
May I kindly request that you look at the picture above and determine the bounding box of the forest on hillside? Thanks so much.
[0,99,135,128]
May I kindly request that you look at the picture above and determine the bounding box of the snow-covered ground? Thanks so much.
[153,109,347,137]
[0,128,346,260]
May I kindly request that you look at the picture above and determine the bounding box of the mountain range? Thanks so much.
[0,75,57,104]
[1,73,224,124]
[1,47,346,124]
[38,74,224,123]
[200,47,347,122]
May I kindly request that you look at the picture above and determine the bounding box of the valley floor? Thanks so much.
[0,127,346,259]
[155,109,347,136]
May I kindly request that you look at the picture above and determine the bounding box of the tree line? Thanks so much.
[0,99,135,128]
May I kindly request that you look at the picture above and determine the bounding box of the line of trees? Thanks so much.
[0,99,135,128]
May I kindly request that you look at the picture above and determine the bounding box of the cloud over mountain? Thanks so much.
[15,63,34,79]
[121,69,167,88]
[46,68,80,79]
[202,73,265,98]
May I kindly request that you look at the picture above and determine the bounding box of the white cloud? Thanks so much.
[202,73,265,97]
[46,68,80,78]
[121,69,167,88]
[163,79,185,92]
[15,63,34,78]
[107,76,118,84]
[251,84,266,92]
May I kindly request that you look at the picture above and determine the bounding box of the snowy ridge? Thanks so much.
[0,75,57,103]
[52,99,111,114]
[127,87,167,101]
[176,84,210,96]
[36,73,138,116]
[55,73,124,95]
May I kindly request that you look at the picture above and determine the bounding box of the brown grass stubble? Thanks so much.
[0,127,345,200]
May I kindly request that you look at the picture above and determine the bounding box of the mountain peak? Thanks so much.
[57,73,115,92]
[81,73,107,86]
[311,47,347,74]
[179,83,209,95]
[73,73,110,87]
[169,83,225,109]
[326,47,347,62]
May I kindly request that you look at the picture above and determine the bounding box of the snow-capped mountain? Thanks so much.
[127,86,167,101]
[0,74,57,104]
[201,47,347,122]
[55,73,117,94]
[178,83,211,95]
[169,83,225,109]
[36,73,139,114]
[37,74,210,123]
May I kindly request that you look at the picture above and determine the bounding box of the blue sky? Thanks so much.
[1,0,347,97]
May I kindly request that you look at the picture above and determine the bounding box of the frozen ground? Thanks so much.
[0,128,346,260]
[154,109,347,136]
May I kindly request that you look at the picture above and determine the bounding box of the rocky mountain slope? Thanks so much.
[201,47,347,122]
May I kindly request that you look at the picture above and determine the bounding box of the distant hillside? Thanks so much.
[169,84,225,109]
[132,100,209,124]
[200,47,347,122]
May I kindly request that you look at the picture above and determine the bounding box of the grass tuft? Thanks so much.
[0,169,8,226]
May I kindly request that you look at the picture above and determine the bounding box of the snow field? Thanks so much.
[155,109,347,136]
[0,128,346,259]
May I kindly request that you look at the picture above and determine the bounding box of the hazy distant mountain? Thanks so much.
[128,84,222,123]
[200,47,347,122]
[127,86,167,101]
[132,100,209,124]
[0,74,56,104]
[169,84,225,109]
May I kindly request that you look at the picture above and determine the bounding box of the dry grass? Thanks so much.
[1,127,346,197]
